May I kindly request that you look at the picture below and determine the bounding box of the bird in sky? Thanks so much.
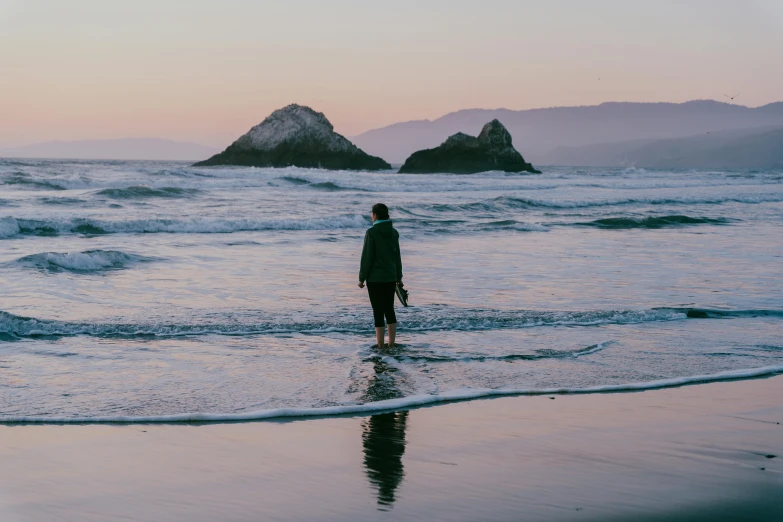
[724,93,740,101]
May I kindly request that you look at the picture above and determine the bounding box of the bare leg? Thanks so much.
[375,326,385,348]
[388,323,396,347]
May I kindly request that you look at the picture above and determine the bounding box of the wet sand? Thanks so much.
[2,377,782,521]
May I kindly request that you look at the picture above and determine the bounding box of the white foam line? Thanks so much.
[573,342,609,357]
[3,365,782,425]
[0,309,691,339]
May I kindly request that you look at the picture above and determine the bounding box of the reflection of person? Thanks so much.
[358,203,403,349]
[362,411,408,510]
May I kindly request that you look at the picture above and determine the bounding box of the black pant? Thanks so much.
[367,282,397,328]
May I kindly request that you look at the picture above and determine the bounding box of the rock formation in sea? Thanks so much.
[194,104,391,170]
[398,119,540,174]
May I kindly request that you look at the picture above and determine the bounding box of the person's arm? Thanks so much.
[395,235,403,283]
[359,229,374,286]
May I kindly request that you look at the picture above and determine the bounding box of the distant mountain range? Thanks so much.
[540,126,783,170]
[4,101,783,168]
[0,138,217,161]
[351,100,783,166]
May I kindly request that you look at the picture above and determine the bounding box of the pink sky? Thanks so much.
[1,0,782,148]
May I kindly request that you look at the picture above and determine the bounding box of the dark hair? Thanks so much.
[372,203,389,220]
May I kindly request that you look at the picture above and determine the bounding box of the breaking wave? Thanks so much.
[2,306,777,340]
[3,365,782,424]
[308,181,367,191]
[573,215,732,229]
[476,220,549,232]
[681,308,783,319]
[11,250,154,272]
[0,307,713,340]
[37,197,88,206]
[1,172,68,190]
[423,193,783,213]
[276,176,368,191]
[279,176,312,185]
[94,186,200,199]
[0,214,369,238]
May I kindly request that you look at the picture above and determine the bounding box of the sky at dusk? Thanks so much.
[1,0,782,148]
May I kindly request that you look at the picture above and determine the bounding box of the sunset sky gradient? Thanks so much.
[1,0,782,148]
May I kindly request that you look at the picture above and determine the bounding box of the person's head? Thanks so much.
[371,203,389,222]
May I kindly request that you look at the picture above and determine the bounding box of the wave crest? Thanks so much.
[426,194,783,213]
[12,250,154,272]
[2,173,66,191]
[0,214,370,238]
[95,186,200,199]
[573,215,732,229]
[2,306,777,341]
[0,307,694,340]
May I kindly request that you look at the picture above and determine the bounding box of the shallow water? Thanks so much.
[1,160,782,421]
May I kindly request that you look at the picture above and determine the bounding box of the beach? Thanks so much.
[2,376,781,521]
[1,160,782,520]
[3,2,782,520]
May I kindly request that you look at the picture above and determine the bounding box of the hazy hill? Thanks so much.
[351,101,783,164]
[540,126,783,170]
[0,138,217,161]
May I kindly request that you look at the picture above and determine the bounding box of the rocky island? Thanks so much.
[194,104,391,170]
[398,119,540,174]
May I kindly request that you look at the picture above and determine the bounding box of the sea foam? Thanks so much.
[0,214,370,238]
[2,365,780,424]
[13,250,152,272]
[4,307,779,340]
[0,308,693,339]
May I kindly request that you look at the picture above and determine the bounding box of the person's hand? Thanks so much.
[358,281,365,288]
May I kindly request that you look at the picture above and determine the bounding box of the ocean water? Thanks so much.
[1,159,782,422]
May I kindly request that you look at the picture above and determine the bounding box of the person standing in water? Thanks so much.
[358,203,403,348]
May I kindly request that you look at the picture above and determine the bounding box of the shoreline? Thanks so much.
[2,376,782,521]
[3,365,783,425]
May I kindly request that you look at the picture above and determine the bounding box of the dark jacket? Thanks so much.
[359,220,403,283]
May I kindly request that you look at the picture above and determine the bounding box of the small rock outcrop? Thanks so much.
[194,104,391,170]
[398,119,540,174]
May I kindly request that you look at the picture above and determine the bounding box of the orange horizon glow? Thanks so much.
[2,0,782,148]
